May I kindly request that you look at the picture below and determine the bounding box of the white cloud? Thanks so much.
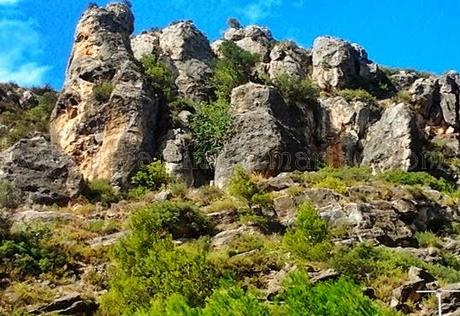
[0,0,20,5]
[0,11,49,86]
[240,0,282,22]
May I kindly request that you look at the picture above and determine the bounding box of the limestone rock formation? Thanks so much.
[50,3,158,187]
[268,41,312,79]
[214,83,314,187]
[0,135,82,205]
[361,103,420,171]
[312,36,383,91]
[438,72,460,128]
[131,21,213,101]
[223,25,273,62]
[319,96,380,166]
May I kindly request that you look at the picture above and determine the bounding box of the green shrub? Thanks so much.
[227,166,260,201]
[392,90,412,104]
[379,170,454,193]
[313,176,347,194]
[271,73,319,104]
[141,54,174,101]
[279,270,396,316]
[213,41,258,100]
[415,231,443,248]
[337,88,377,104]
[130,161,170,191]
[0,180,21,208]
[83,179,119,206]
[129,201,213,239]
[190,99,232,169]
[283,202,332,261]
[92,82,114,103]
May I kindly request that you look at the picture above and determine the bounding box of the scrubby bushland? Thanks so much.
[130,160,170,192]
[337,88,377,104]
[100,201,217,314]
[269,73,319,105]
[83,179,119,206]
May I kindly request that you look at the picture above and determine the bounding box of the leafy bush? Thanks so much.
[129,201,213,239]
[227,166,260,201]
[83,179,119,206]
[141,54,174,101]
[313,176,348,194]
[279,270,396,316]
[100,204,216,314]
[130,161,170,191]
[92,82,114,103]
[391,90,412,104]
[338,88,377,104]
[0,180,20,209]
[213,41,258,100]
[415,231,442,248]
[0,222,67,279]
[271,73,319,104]
[190,99,232,169]
[303,167,372,187]
[283,202,332,261]
[379,170,454,193]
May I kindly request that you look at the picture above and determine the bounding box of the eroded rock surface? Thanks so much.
[50,3,158,187]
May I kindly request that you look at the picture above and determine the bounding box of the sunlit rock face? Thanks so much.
[50,3,158,187]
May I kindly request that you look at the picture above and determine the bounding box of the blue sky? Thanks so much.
[1,0,459,89]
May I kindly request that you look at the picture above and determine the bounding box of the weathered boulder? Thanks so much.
[361,103,420,171]
[160,128,194,186]
[268,41,312,79]
[224,25,273,62]
[50,3,158,187]
[389,70,419,91]
[312,36,383,91]
[30,292,97,315]
[131,29,162,60]
[408,77,439,118]
[214,83,315,187]
[319,96,380,166]
[438,72,460,128]
[0,136,82,205]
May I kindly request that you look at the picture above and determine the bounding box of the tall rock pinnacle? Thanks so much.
[50,3,158,187]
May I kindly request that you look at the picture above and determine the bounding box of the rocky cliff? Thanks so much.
[50,3,158,187]
[1,3,460,316]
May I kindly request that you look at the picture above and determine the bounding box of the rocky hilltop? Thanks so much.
[1,2,460,316]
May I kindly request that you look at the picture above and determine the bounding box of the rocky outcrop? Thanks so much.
[319,96,380,166]
[361,103,420,171]
[312,36,384,91]
[438,72,460,129]
[223,25,273,62]
[267,41,312,79]
[131,21,214,101]
[0,135,82,205]
[214,83,315,187]
[50,3,158,187]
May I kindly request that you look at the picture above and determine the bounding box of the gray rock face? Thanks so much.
[312,36,381,90]
[131,21,214,101]
[268,41,312,79]
[224,25,273,61]
[361,103,420,171]
[439,72,460,128]
[161,128,194,186]
[389,71,419,91]
[214,83,315,187]
[50,3,158,187]
[0,136,82,205]
[319,96,380,166]
[409,77,439,118]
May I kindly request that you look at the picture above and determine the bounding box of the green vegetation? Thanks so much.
[141,54,175,101]
[0,180,20,209]
[213,41,258,100]
[415,231,443,248]
[83,179,119,206]
[337,88,377,104]
[92,81,114,103]
[378,170,454,193]
[391,90,412,104]
[270,73,319,104]
[227,166,260,201]
[190,98,232,169]
[0,90,57,150]
[283,202,332,261]
[130,161,170,193]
